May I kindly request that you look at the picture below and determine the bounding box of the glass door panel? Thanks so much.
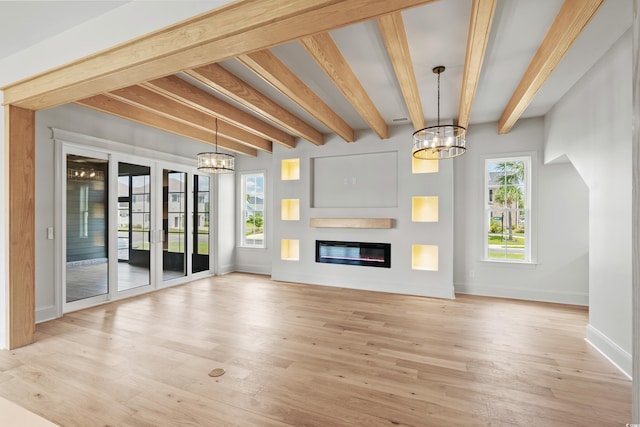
[118,162,151,291]
[118,176,130,261]
[192,174,210,273]
[66,154,109,303]
[61,144,218,315]
[163,170,187,280]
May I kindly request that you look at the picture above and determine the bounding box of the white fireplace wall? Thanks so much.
[235,124,455,299]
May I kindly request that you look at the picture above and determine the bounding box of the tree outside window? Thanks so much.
[240,172,265,248]
[486,157,530,261]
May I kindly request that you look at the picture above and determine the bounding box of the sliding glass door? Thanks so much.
[117,161,153,292]
[162,169,187,281]
[61,144,213,313]
[65,153,110,305]
[193,174,211,274]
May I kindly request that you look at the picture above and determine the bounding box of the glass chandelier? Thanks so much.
[412,66,466,160]
[197,118,235,174]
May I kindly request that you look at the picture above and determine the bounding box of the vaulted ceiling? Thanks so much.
[0,0,632,157]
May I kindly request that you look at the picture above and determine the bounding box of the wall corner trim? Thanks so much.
[35,305,58,324]
[585,323,632,379]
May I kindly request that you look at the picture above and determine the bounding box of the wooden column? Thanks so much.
[633,0,640,422]
[5,105,35,349]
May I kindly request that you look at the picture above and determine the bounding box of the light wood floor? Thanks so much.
[66,263,152,302]
[0,273,631,426]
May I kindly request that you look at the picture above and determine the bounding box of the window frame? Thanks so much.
[239,171,266,249]
[483,154,534,264]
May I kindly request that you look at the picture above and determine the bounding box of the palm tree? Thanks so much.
[493,161,525,241]
[493,185,523,241]
[494,161,524,185]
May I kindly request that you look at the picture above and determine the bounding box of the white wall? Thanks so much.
[453,117,590,305]
[236,125,456,299]
[34,115,56,322]
[545,30,633,376]
[33,104,234,322]
[238,119,590,303]
[235,150,273,275]
[217,173,236,275]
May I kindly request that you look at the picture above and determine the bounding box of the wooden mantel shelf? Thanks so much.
[310,218,393,229]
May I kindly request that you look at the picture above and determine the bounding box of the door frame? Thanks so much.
[157,162,194,290]
[57,144,112,314]
[111,153,157,301]
[53,129,216,315]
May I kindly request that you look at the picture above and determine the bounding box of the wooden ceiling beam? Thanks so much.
[458,0,497,130]
[238,50,355,142]
[75,95,258,156]
[142,75,296,149]
[185,64,324,146]
[498,0,604,134]
[300,33,388,139]
[377,12,424,131]
[108,85,272,153]
[2,0,436,111]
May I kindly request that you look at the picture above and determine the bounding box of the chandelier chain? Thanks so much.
[437,69,440,127]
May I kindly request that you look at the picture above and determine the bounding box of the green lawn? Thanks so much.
[166,241,209,254]
[488,232,525,260]
[488,233,525,247]
[122,230,209,254]
[488,252,525,260]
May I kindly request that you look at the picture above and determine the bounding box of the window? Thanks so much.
[130,174,151,251]
[192,175,210,273]
[485,156,531,262]
[240,172,265,248]
[79,185,89,238]
[165,170,186,254]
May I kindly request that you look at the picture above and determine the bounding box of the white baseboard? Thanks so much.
[454,282,588,306]
[217,263,236,275]
[234,264,271,275]
[272,272,455,299]
[36,305,58,323]
[585,324,632,379]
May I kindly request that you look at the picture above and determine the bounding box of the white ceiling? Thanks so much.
[0,1,129,59]
[0,0,633,135]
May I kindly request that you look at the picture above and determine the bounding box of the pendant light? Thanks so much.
[412,66,466,160]
[197,118,235,174]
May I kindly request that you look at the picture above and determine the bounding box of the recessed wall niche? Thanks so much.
[281,158,300,180]
[412,158,439,174]
[312,152,397,208]
[281,199,300,221]
[412,196,438,222]
[412,244,438,271]
[281,239,299,261]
